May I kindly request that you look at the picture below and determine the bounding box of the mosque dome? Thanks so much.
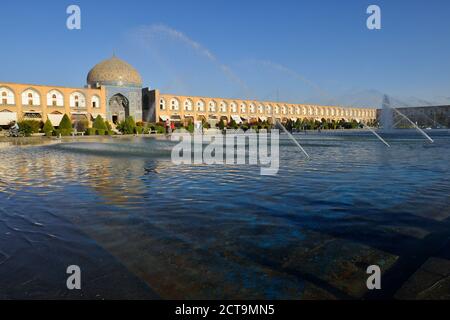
[87,56,142,88]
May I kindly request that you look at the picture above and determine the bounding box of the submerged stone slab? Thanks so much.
[283,231,398,298]
[395,257,450,300]
[380,225,431,239]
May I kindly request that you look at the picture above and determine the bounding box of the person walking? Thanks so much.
[165,119,170,134]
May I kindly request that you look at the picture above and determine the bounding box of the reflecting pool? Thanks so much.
[0,131,449,299]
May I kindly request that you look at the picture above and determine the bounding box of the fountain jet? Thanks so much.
[380,94,434,143]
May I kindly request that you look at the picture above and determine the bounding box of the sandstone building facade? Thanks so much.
[0,56,377,127]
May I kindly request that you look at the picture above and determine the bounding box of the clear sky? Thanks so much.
[1,0,449,107]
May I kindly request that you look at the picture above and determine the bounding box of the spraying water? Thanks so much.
[391,107,434,143]
[248,60,393,148]
[135,24,311,156]
[380,94,434,143]
[380,95,394,131]
[276,121,311,159]
[133,24,434,149]
[133,24,251,97]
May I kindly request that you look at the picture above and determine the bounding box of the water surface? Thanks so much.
[0,131,449,299]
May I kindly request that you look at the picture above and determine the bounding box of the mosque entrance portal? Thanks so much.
[109,94,129,124]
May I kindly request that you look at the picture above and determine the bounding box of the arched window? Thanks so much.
[266,105,272,114]
[47,90,64,107]
[196,100,205,112]
[22,89,40,106]
[258,105,264,114]
[208,101,216,112]
[184,99,193,111]
[91,95,100,108]
[240,103,246,113]
[160,98,166,110]
[249,103,255,113]
[274,105,279,114]
[69,92,86,108]
[219,101,227,113]
[230,102,237,113]
[295,106,300,115]
[0,87,15,105]
[288,106,294,115]
[281,106,287,115]
[170,98,179,111]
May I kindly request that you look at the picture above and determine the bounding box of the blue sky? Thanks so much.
[1,0,449,107]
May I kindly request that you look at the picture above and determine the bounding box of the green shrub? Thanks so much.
[228,119,238,130]
[203,121,211,129]
[18,121,33,137]
[59,114,73,136]
[18,120,41,134]
[93,115,107,131]
[85,128,96,135]
[43,119,54,137]
[155,125,165,134]
[135,126,143,134]
[186,122,195,133]
[96,129,105,135]
[117,116,136,134]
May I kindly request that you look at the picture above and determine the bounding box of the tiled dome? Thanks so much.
[87,56,142,88]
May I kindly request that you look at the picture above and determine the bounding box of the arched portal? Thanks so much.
[109,94,129,124]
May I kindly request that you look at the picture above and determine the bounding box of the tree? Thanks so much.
[202,120,211,129]
[93,115,107,131]
[187,121,195,133]
[58,114,73,136]
[117,116,136,134]
[105,121,112,131]
[43,119,54,137]
[228,119,238,129]
[17,120,41,134]
[217,120,225,130]
[17,121,33,137]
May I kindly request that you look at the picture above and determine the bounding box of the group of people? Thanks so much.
[165,119,175,134]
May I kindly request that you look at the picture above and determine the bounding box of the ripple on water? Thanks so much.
[0,133,449,298]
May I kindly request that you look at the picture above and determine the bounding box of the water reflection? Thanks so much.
[0,133,449,299]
